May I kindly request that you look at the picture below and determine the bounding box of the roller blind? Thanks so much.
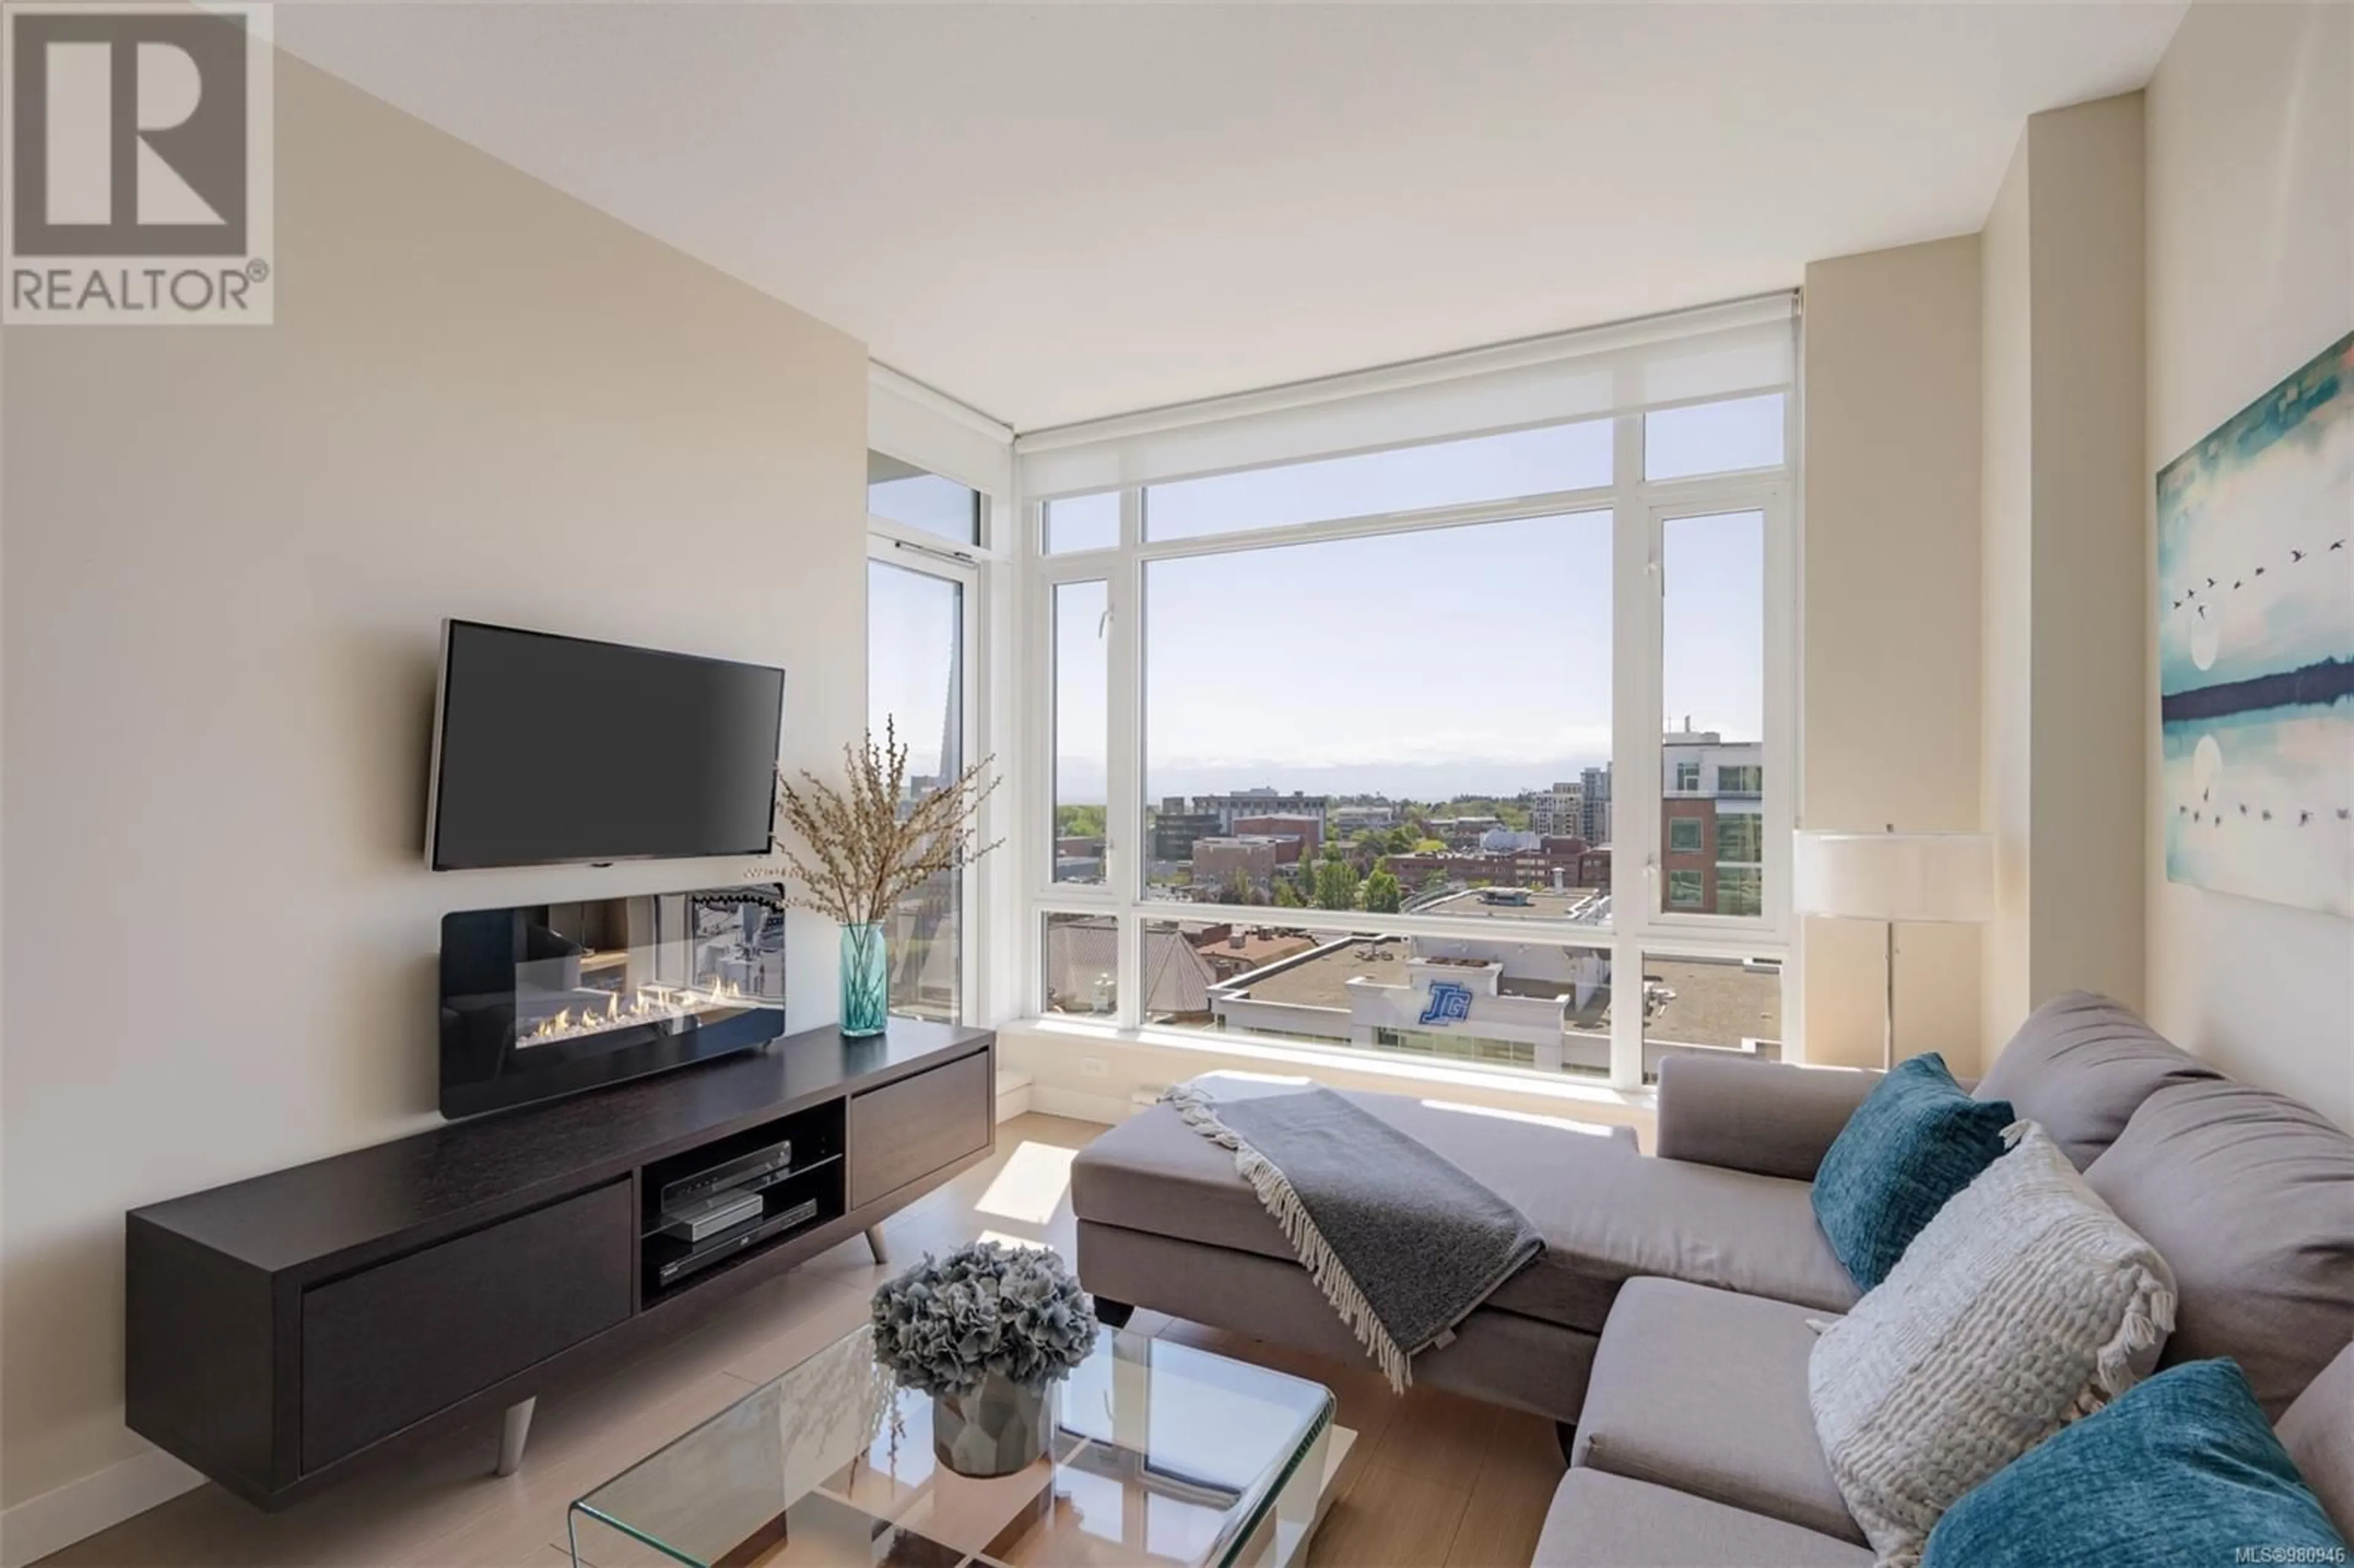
[870,363,1015,500]
[1015,292,1796,500]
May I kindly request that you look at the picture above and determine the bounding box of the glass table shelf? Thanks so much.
[570,1323,1336,1568]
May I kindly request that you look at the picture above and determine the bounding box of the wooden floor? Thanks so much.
[48,1113,1563,1568]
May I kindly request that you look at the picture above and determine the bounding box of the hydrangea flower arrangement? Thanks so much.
[870,1241,1100,1397]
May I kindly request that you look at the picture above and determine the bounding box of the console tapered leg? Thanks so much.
[496,1396,535,1477]
[864,1224,889,1266]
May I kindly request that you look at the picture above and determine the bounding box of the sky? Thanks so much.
[869,560,962,780]
[1055,399,1777,805]
[870,397,1781,805]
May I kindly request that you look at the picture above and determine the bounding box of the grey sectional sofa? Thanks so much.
[1069,994,2354,1561]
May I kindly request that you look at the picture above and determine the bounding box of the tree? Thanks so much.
[1312,853,1361,911]
[1273,877,1305,908]
[1421,871,1451,895]
[1219,868,1266,907]
[1056,804,1107,840]
[1363,869,1404,913]
[1382,826,1416,856]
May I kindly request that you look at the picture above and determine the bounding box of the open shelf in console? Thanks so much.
[639,1098,846,1304]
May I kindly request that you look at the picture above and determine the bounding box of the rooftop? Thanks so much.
[1417,888,1607,923]
[1227,935,1407,1010]
[1212,938,1779,1051]
[1645,957,1782,1050]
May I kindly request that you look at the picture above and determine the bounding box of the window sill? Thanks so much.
[999,1013,1659,1118]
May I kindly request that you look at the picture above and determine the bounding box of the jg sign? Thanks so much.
[3,2,272,323]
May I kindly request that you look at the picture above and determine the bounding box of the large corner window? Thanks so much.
[1020,299,1796,1087]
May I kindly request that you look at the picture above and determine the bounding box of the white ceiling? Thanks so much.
[278,2,2184,431]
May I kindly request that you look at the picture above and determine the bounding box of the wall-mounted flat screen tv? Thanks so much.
[427,620,785,870]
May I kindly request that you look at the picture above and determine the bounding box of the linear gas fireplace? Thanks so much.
[439,885,787,1117]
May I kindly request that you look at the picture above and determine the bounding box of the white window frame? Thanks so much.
[865,537,983,1024]
[1013,308,1800,1091]
[864,364,1017,1026]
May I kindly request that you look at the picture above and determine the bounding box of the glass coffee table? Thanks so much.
[569,1325,1342,1568]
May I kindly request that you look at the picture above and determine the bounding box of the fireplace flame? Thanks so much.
[520,976,751,1046]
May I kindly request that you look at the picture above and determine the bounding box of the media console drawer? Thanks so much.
[299,1179,632,1472]
[846,1051,992,1209]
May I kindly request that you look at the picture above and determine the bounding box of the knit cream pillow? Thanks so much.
[1807,1122,2176,1567]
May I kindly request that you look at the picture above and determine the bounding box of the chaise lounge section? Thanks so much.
[1073,1071,1868,1425]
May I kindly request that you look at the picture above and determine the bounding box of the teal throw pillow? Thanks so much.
[1811,1051,2013,1290]
[1922,1359,2348,1568]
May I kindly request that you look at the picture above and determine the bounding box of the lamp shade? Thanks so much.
[1791,830,1995,924]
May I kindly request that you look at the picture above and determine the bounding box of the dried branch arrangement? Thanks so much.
[769,720,1003,927]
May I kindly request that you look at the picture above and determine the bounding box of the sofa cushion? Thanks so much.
[2277,1340,2354,1540]
[1810,1124,2177,1566]
[1811,1052,2014,1290]
[1920,1360,2348,1568]
[1655,1055,1884,1182]
[2085,1078,2354,1419]
[1533,1470,1872,1568]
[1073,1086,1857,1334]
[1571,1277,1864,1546]
[1974,991,2222,1168]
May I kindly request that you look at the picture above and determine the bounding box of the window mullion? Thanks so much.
[1609,414,1650,1088]
[1107,530,1144,1027]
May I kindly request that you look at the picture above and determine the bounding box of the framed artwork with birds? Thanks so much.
[2157,329,2353,918]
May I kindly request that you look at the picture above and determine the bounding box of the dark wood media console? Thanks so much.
[126,1020,994,1510]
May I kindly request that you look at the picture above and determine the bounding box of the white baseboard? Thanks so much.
[994,1067,1034,1122]
[1026,1084,1130,1125]
[1,1445,203,1568]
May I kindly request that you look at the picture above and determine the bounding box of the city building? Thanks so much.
[1383,843,1612,896]
[1231,813,1324,861]
[1660,724,1764,916]
[1149,801,1224,864]
[1579,764,1613,847]
[1045,914,1222,1020]
[1328,803,1400,833]
[1190,790,1332,833]
[1192,835,1287,896]
[1425,814,1504,850]
[1529,782,1585,837]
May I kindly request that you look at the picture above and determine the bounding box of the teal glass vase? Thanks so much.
[840,922,889,1038]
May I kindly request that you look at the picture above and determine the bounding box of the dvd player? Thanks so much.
[661,1189,765,1243]
[658,1137,793,1212]
[654,1198,822,1287]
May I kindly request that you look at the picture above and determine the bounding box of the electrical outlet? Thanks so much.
[1081,1057,1109,1079]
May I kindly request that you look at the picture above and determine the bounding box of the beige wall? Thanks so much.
[1799,237,1986,1070]
[1977,94,2150,1062]
[1979,139,2036,1054]
[0,48,868,1545]
[2022,94,2149,1023]
[2143,1,2354,1126]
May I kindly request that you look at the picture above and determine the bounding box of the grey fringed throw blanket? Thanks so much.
[1162,1079,1543,1393]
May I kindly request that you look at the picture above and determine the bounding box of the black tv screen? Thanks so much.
[428,621,784,870]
